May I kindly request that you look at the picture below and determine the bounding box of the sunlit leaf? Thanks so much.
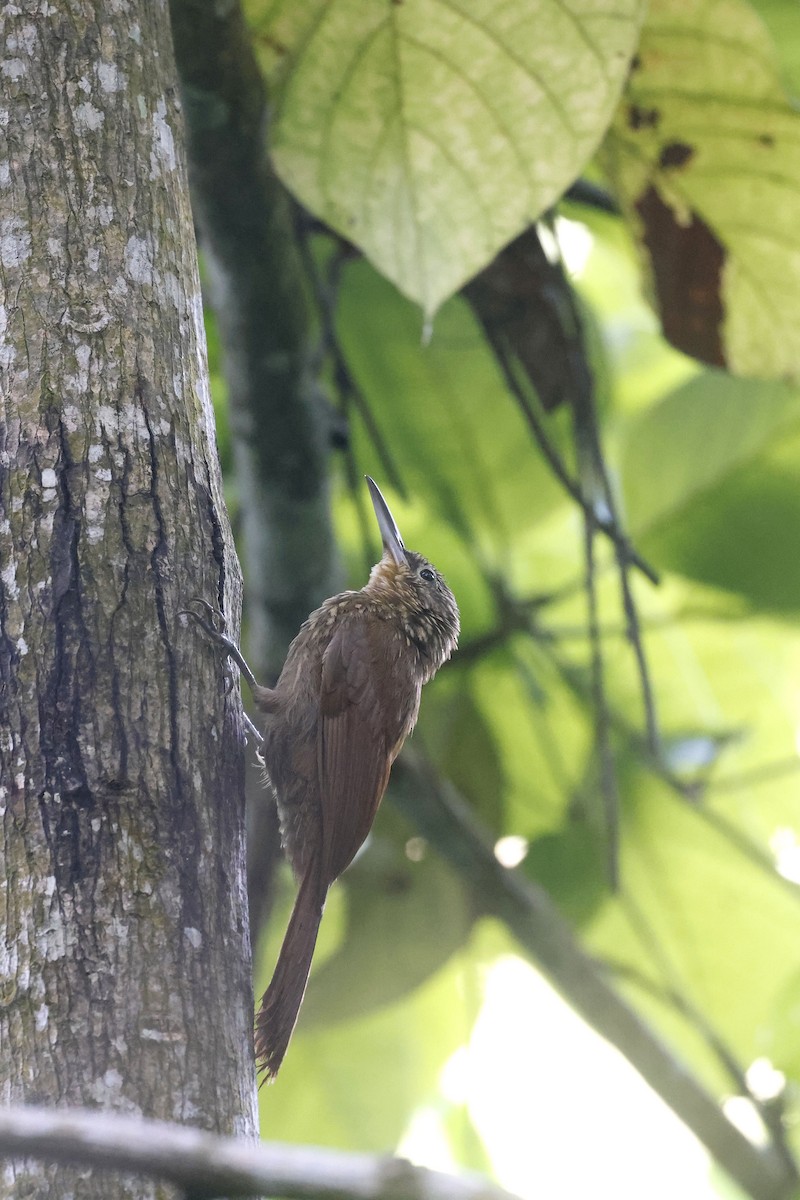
[449,643,594,841]
[423,685,508,835]
[751,0,800,96]
[643,431,800,614]
[765,967,800,1082]
[251,0,645,314]
[524,823,609,926]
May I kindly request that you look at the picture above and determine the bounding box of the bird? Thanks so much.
[186,477,459,1078]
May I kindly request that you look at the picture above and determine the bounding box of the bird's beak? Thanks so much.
[366,476,406,566]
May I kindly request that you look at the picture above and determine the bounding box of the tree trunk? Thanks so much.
[0,1,257,1195]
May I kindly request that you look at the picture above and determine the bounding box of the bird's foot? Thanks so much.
[179,597,261,696]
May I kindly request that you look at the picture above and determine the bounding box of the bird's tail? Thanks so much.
[255,866,325,1080]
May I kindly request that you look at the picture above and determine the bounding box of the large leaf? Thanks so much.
[604,0,800,377]
[251,0,645,314]
[423,683,508,835]
[620,373,800,613]
[751,0,800,96]
[643,441,800,614]
[620,370,800,535]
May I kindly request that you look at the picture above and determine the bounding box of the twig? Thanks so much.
[708,756,800,795]
[603,957,796,1172]
[531,628,800,903]
[616,550,662,757]
[605,954,755,1092]
[451,587,800,904]
[0,1106,522,1200]
[583,508,621,888]
[481,329,658,585]
[557,228,662,762]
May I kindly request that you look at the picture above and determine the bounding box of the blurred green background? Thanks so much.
[198,0,800,1195]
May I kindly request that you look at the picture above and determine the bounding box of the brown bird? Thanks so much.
[188,477,459,1078]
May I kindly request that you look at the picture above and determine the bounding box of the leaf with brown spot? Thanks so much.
[604,0,800,378]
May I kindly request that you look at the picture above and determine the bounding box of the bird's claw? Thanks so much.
[180,597,260,695]
[179,597,228,641]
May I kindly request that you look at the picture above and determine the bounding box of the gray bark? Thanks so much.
[0,1,257,1196]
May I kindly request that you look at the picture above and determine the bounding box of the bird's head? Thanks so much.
[364,476,460,673]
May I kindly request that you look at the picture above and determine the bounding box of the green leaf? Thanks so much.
[604,0,800,377]
[750,0,800,97]
[423,684,508,835]
[620,371,800,535]
[622,387,800,613]
[524,823,609,926]
[765,967,800,1080]
[643,437,800,614]
[300,823,473,1027]
[431,644,595,842]
[251,0,645,314]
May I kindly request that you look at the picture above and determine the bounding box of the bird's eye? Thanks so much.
[420,568,435,582]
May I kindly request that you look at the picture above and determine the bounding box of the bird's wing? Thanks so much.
[317,615,402,885]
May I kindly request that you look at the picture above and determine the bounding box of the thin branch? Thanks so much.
[604,957,796,1172]
[450,588,800,904]
[532,629,800,903]
[0,1106,522,1200]
[295,228,410,575]
[606,955,756,1093]
[709,755,800,795]
[480,328,659,585]
[616,544,662,755]
[583,510,621,887]
[389,753,798,1200]
[555,213,662,761]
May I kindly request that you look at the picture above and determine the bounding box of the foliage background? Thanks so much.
[197,0,800,1195]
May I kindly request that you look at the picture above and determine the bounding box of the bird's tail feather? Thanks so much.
[255,867,325,1080]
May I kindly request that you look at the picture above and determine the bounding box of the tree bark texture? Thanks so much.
[0,2,257,1196]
